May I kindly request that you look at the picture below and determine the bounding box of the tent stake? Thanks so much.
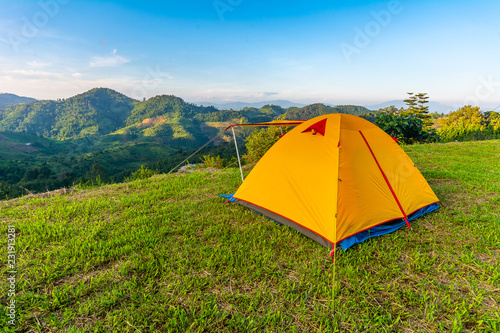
[232,127,245,183]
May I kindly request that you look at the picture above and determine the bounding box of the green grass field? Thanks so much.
[1,140,499,332]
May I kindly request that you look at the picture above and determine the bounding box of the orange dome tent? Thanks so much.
[224,113,440,251]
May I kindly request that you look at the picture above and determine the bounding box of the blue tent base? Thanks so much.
[222,194,439,251]
[219,193,236,203]
[339,203,440,250]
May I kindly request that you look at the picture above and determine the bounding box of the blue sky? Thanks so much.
[0,0,499,108]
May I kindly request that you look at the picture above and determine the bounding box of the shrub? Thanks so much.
[200,155,224,168]
[84,163,110,184]
[437,105,500,142]
[243,126,289,163]
[127,165,157,181]
[374,111,438,144]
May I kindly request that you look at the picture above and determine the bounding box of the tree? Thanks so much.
[403,92,417,114]
[437,105,500,141]
[84,163,110,185]
[404,92,432,129]
[243,126,284,164]
[38,164,52,178]
[243,116,293,163]
[430,112,444,119]
[438,105,482,128]
[23,168,39,182]
[483,111,500,126]
[0,181,17,199]
[415,93,432,127]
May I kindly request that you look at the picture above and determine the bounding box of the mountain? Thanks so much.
[0,93,36,107]
[285,104,371,120]
[0,88,136,139]
[125,95,218,126]
[0,89,224,143]
[195,100,306,110]
[192,104,287,124]
[366,100,455,114]
[0,88,373,142]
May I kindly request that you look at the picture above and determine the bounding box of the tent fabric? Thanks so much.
[228,113,439,250]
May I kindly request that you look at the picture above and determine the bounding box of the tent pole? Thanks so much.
[232,127,245,183]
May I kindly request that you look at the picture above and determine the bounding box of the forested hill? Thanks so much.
[192,103,369,123]
[0,88,136,139]
[0,93,36,107]
[0,88,372,142]
[125,95,218,126]
[285,103,370,120]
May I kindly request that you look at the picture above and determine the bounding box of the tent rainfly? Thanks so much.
[224,113,440,251]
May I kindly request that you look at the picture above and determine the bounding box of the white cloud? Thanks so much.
[253,92,279,99]
[72,72,82,78]
[7,69,63,79]
[89,50,130,68]
[27,60,52,68]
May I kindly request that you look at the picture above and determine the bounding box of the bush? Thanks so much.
[126,165,157,181]
[84,163,110,184]
[243,126,289,163]
[0,181,19,200]
[374,111,438,144]
[200,155,224,168]
[437,105,500,142]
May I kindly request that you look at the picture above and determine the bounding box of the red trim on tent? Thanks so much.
[391,136,399,142]
[301,118,327,136]
[232,196,335,245]
[359,130,411,229]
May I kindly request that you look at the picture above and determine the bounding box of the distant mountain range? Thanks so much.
[194,100,307,110]
[365,100,456,114]
[194,99,463,114]
[0,88,372,143]
[0,93,36,107]
[4,91,497,115]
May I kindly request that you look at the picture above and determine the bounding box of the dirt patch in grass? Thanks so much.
[0,133,12,141]
[9,142,39,153]
[135,115,167,128]
[34,260,126,297]
[21,187,72,199]
[176,167,229,175]
[475,250,499,265]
